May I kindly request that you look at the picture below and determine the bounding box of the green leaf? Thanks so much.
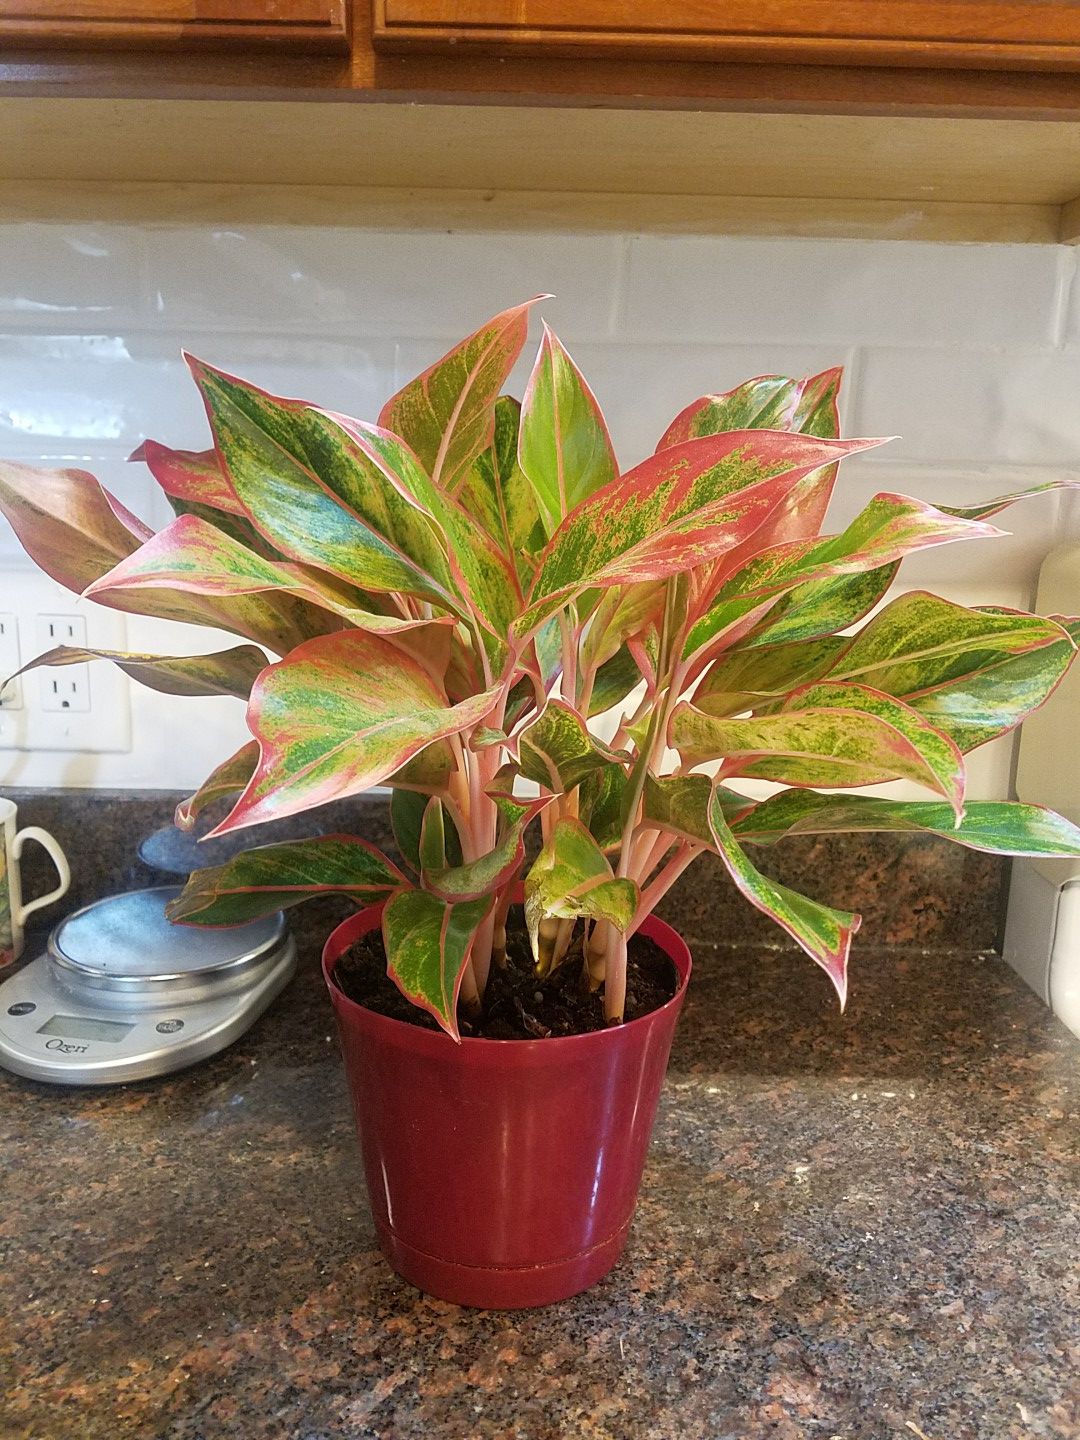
[188,357,460,613]
[209,629,500,836]
[379,299,539,492]
[391,788,427,871]
[587,648,644,719]
[672,680,967,817]
[166,835,406,925]
[175,741,259,831]
[643,773,751,848]
[694,636,846,716]
[517,698,622,793]
[731,789,1080,857]
[936,480,1079,521]
[578,763,630,852]
[515,430,883,640]
[828,597,1078,752]
[685,493,1003,662]
[0,458,150,593]
[739,564,900,651]
[707,793,859,1006]
[524,818,639,963]
[518,324,618,537]
[383,889,493,1040]
[12,643,267,701]
[423,800,546,903]
[457,396,545,583]
[419,796,450,872]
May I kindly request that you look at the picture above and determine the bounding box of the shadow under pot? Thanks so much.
[322,897,691,1310]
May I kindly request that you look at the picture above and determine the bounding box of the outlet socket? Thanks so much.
[35,614,91,713]
[0,613,22,710]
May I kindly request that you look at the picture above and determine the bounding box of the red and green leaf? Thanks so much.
[659,368,844,545]
[685,493,1004,661]
[694,635,846,717]
[707,793,860,1007]
[0,459,150,593]
[524,818,638,962]
[166,835,406,925]
[423,799,548,903]
[382,888,494,1040]
[175,742,259,831]
[732,788,1080,855]
[515,430,884,640]
[672,680,967,816]
[131,438,245,516]
[517,698,624,793]
[189,358,460,613]
[518,324,618,536]
[457,396,545,583]
[12,643,266,701]
[379,299,539,493]
[210,629,500,836]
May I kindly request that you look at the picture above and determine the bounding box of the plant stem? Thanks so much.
[628,842,702,937]
[602,924,628,1023]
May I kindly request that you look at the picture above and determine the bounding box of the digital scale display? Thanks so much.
[36,1013,135,1044]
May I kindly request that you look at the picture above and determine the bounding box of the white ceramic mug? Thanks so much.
[0,798,70,968]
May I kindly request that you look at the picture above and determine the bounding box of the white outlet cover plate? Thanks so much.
[0,567,131,754]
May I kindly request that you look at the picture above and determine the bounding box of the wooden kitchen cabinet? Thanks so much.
[0,0,349,52]
[373,0,1080,71]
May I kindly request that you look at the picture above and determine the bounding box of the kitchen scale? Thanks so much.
[0,886,297,1085]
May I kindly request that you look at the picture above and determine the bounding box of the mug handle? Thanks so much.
[12,827,71,925]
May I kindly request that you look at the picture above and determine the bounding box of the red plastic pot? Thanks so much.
[322,901,691,1309]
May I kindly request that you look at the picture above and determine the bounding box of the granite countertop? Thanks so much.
[1,796,1078,1439]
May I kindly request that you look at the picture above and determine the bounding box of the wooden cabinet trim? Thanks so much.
[0,0,349,51]
[375,0,1080,70]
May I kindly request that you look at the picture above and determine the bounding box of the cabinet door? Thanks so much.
[373,0,1080,70]
[0,0,349,51]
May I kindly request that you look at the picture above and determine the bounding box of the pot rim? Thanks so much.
[322,898,692,1052]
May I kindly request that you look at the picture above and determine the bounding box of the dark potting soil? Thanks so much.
[333,907,678,1040]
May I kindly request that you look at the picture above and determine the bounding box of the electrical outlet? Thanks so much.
[0,568,130,754]
[35,614,91,713]
[0,613,22,711]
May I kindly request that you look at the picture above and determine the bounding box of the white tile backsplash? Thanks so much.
[620,237,1070,349]
[0,220,1076,791]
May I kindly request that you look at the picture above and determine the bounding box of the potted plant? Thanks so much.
[3,298,1080,1309]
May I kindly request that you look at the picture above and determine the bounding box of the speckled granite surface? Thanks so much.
[1,793,1077,1440]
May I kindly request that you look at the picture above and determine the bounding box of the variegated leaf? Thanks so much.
[0,458,150,593]
[515,431,884,640]
[131,438,245,516]
[685,493,1004,662]
[175,742,259,831]
[643,773,751,848]
[694,636,846,716]
[423,799,548,903]
[738,564,899,651]
[578,763,630,852]
[708,794,859,1006]
[936,480,1079,521]
[517,698,623,793]
[518,324,618,537]
[829,599,1079,751]
[86,512,456,676]
[209,629,500,836]
[659,368,843,547]
[166,835,406,925]
[672,680,966,816]
[383,888,493,1040]
[457,396,545,582]
[12,643,266,700]
[189,358,460,613]
[731,789,1080,856]
[524,818,638,963]
[380,299,539,492]
[587,648,644,719]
